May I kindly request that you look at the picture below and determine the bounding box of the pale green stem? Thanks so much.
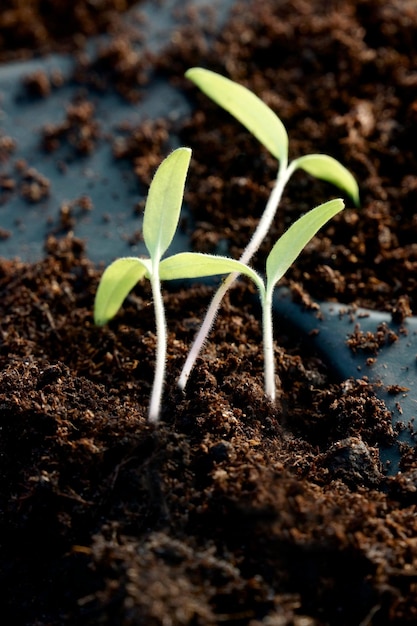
[178,161,296,390]
[262,288,276,402]
[148,265,167,423]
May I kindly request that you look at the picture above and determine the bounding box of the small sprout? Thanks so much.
[170,198,344,402]
[259,198,345,400]
[178,67,359,390]
[94,148,193,423]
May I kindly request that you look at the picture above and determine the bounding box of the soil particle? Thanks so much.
[18,164,51,203]
[346,322,399,355]
[23,68,65,98]
[42,98,101,156]
[73,35,151,102]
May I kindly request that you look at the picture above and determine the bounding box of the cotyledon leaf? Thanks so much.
[292,154,360,207]
[143,147,192,261]
[186,67,288,166]
[266,198,345,293]
[159,252,264,293]
[94,257,151,326]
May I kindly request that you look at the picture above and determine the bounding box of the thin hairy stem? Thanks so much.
[177,272,236,389]
[262,289,276,401]
[148,267,167,422]
[178,162,295,390]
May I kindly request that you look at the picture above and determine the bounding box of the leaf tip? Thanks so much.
[185,67,204,80]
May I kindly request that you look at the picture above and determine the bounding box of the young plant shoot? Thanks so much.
[94,148,193,423]
[178,67,359,390]
[163,198,345,402]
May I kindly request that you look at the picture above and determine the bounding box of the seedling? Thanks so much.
[164,198,344,402]
[178,67,359,390]
[94,148,194,423]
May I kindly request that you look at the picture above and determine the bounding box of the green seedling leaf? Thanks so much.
[186,67,288,166]
[94,257,151,326]
[143,147,192,261]
[160,252,264,291]
[293,154,360,207]
[266,198,344,290]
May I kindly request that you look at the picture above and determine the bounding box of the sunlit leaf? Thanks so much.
[186,67,288,166]
[94,257,151,326]
[266,198,344,291]
[159,252,264,292]
[143,147,192,261]
[293,154,359,207]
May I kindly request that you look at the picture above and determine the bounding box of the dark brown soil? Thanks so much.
[0,1,140,62]
[1,1,417,624]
